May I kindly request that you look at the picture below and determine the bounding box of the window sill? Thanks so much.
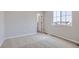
[52,24,72,27]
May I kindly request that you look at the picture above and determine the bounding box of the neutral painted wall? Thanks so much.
[44,11,79,43]
[5,11,42,38]
[0,12,4,46]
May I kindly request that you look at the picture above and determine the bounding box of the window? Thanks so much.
[53,11,72,26]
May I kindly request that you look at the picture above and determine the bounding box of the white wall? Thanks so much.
[44,11,79,43]
[0,12,4,46]
[5,11,42,39]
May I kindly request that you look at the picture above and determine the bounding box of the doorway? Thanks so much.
[36,13,44,33]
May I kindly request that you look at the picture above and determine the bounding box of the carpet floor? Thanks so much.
[1,33,79,48]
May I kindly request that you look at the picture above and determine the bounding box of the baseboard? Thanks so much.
[5,33,37,39]
[0,33,37,47]
[0,39,5,47]
[43,32,79,45]
[52,34,79,45]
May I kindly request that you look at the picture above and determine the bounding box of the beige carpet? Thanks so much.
[1,33,79,48]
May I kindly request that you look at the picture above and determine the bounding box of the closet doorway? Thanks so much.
[37,14,44,33]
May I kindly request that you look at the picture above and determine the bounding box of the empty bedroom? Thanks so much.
[0,11,79,48]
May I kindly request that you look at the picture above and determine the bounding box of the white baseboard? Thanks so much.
[5,33,37,39]
[44,32,79,45]
[63,37,79,44]
[0,39,5,47]
[0,33,37,47]
[55,35,79,44]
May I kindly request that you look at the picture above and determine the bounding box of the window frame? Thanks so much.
[53,11,72,26]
